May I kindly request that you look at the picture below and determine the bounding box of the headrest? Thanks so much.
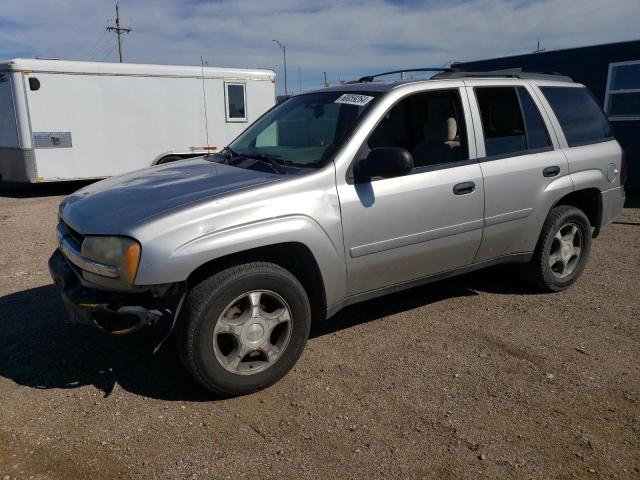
[423,98,457,142]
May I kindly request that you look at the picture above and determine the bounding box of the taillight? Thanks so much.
[620,149,627,188]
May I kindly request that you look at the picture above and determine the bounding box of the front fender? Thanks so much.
[136,215,347,308]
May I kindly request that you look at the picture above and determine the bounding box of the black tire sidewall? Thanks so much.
[540,208,592,290]
[190,269,311,395]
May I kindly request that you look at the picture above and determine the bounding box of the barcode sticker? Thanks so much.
[334,94,374,106]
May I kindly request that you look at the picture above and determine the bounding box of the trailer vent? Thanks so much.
[33,132,72,149]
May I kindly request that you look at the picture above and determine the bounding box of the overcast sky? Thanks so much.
[1,0,639,93]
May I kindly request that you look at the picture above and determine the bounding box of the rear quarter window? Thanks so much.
[540,86,613,147]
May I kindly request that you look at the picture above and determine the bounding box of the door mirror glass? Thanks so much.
[356,147,414,181]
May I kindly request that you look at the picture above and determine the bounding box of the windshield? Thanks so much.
[229,91,380,168]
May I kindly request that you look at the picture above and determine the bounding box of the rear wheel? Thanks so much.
[177,262,311,396]
[525,205,592,292]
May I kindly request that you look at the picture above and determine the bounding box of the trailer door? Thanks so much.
[0,72,33,181]
[0,72,19,148]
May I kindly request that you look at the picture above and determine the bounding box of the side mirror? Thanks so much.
[356,147,414,181]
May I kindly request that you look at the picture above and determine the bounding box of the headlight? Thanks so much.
[81,236,141,289]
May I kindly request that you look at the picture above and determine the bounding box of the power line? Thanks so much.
[84,30,110,59]
[92,35,116,61]
[106,3,131,63]
[99,43,118,62]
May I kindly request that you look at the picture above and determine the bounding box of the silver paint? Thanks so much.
[58,77,626,318]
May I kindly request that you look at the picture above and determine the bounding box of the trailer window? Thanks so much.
[605,60,640,120]
[225,83,247,122]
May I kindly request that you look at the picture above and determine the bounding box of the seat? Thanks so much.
[412,98,461,167]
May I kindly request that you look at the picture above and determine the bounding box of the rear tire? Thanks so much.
[524,205,592,292]
[177,262,311,396]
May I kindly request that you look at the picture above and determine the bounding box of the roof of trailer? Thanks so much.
[0,58,275,80]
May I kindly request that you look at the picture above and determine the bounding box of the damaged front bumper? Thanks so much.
[48,249,184,335]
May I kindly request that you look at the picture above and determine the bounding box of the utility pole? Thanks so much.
[323,71,328,87]
[534,39,546,53]
[107,3,131,63]
[272,40,288,95]
[298,65,302,94]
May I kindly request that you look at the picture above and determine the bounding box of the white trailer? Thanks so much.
[0,59,276,182]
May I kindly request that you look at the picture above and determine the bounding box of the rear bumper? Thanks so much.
[0,147,37,182]
[48,249,181,335]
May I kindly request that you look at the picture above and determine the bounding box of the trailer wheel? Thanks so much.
[156,155,183,165]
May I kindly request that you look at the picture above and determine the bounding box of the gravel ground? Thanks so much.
[0,181,638,480]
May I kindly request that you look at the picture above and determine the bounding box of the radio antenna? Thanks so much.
[200,56,210,149]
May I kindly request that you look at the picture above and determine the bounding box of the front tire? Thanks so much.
[177,262,311,396]
[525,205,592,292]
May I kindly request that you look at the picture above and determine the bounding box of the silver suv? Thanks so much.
[49,70,626,396]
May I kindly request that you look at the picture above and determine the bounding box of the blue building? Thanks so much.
[456,40,640,191]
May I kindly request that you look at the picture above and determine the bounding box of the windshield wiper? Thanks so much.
[239,152,287,174]
[221,146,239,159]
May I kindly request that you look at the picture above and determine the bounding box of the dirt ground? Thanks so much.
[0,181,638,480]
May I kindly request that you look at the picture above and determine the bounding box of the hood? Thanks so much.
[61,158,282,234]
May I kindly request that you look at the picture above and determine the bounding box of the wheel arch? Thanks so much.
[552,187,603,237]
[186,242,328,324]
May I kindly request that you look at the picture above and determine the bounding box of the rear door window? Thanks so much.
[475,86,551,158]
[540,86,613,147]
[517,87,551,150]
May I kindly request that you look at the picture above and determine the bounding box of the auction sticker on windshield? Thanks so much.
[334,94,374,107]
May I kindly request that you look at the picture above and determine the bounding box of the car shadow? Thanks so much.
[0,284,211,401]
[0,266,538,401]
[0,180,96,198]
[311,264,538,338]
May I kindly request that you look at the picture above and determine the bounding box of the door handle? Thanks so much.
[453,181,475,195]
[543,166,560,177]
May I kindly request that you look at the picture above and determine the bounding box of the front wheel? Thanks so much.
[177,262,311,396]
[524,205,592,292]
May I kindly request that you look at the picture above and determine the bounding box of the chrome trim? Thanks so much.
[56,227,119,279]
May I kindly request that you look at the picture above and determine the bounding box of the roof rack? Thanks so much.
[431,68,573,82]
[349,67,573,85]
[355,67,452,83]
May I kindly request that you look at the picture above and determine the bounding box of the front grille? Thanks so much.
[60,220,85,251]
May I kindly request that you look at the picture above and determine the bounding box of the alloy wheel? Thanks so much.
[548,222,583,279]
[213,290,293,375]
